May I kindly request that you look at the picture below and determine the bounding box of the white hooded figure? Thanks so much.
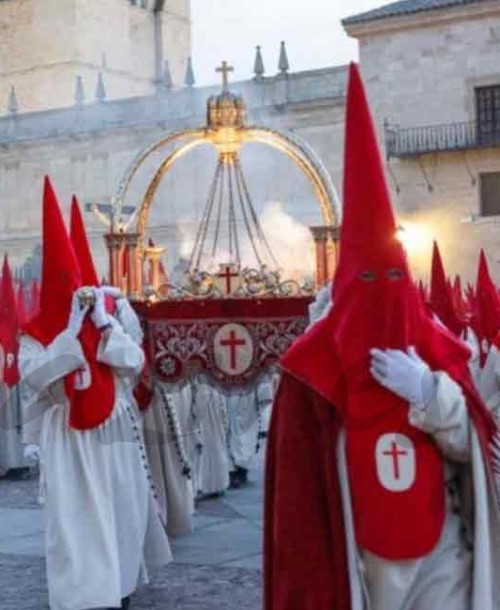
[0,346,27,476]
[19,180,171,610]
[139,373,195,536]
[193,377,230,497]
[20,288,172,610]
[226,376,274,486]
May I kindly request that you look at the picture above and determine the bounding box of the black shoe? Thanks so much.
[6,467,31,481]
[229,470,241,489]
[108,595,131,610]
[236,467,248,485]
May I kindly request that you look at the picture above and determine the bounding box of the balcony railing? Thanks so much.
[385,120,500,158]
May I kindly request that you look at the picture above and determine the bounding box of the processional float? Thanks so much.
[97,63,340,391]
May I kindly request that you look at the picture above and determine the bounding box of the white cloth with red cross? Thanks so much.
[19,291,172,610]
[336,348,500,610]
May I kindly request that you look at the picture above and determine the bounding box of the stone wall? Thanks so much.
[0,67,347,277]
[0,0,191,114]
[4,0,500,283]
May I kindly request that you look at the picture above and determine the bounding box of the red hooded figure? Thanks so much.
[476,250,500,352]
[264,64,497,610]
[0,255,20,388]
[22,179,115,430]
[429,242,465,336]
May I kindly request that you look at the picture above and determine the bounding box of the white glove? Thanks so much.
[67,292,90,337]
[101,285,123,299]
[308,284,333,326]
[370,347,436,409]
[24,444,40,466]
[91,287,111,329]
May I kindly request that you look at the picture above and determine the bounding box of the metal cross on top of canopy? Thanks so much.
[187,61,280,291]
[216,61,234,93]
[103,59,339,301]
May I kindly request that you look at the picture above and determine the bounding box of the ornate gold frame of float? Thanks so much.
[99,63,340,299]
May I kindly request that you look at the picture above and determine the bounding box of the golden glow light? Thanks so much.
[396,222,432,254]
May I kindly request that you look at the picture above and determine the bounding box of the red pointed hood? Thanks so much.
[0,255,20,387]
[429,242,464,336]
[282,63,498,560]
[70,196,99,287]
[452,274,470,324]
[466,282,476,311]
[476,249,500,349]
[22,177,81,345]
[334,65,407,299]
[453,275,463,300]
[22,178,115,431]
[417,280,428,303]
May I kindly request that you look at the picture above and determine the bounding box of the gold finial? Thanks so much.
[216,61,234,93]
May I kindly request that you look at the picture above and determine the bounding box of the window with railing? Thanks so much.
[480,172,500,217]
[384,84,500,157]
[476,85,500,146]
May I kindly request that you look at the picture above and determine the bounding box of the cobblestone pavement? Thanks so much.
[0,457,264,610]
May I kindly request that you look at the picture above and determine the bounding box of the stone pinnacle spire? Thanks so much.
[8,86,19,115]
[163,60,173,90]
[253,46,265,80]
[95,71,107,103]
[185,57,195,88]
[74,75,85,106]
[278,41,290,75]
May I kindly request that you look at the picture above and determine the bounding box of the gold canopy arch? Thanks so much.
[104,62,340,298]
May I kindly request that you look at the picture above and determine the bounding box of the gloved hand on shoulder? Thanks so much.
[370,347,437,410]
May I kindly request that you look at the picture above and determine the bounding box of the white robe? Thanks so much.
[194,380,229,496]
[464,326,481,387]
[478,346,500,420]
[261,370,281,436]
[337,373,500,610]
[141,385,194,536]
[167,382,204,501]
[0,383,26,474]
[19,324,172,610]
[227,379,273,471]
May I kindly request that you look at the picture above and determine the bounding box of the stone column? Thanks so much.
[326,226,340,279]
[146,246,167,294]
[104,233,124,288]
[310,226,340,288]
[124,233,141,299]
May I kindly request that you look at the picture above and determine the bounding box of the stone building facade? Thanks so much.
[0,60,346,277]
[1,0,500,282]
[345,0,500,280]
[0,0,191,113]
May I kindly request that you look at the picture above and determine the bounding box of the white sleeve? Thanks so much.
[19,331,85,394]
[114,298,144,345]
[478,347,500,423]
[19,332,85,445]
[408,372,470,463]
[96,321,145,376]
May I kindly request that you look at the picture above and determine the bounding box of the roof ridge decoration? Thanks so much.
[343,0,490,26]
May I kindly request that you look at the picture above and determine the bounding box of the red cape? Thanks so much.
[264,372,351,610]
[264,308,496,610]
[265,311,351,609]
